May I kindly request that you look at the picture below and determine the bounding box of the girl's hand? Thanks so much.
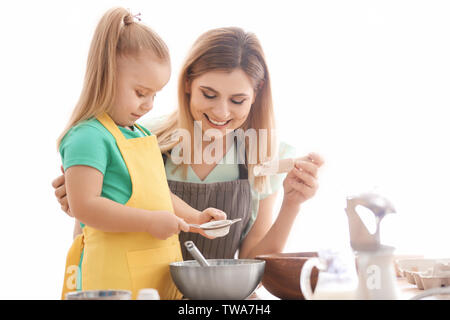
[191,208,227,239]
[149,211,190,240]
[51,165,73,217]
[198,208,227,224]
[282,152,324,210]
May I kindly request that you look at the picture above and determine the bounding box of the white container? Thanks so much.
[137,288,160,300]
[354,246,400,300]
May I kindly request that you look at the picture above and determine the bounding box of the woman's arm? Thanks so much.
[238,153,324,259]
[65,165,189,239]
[238,192,297,258]
[73,219,82,239]
[52,166,72,217]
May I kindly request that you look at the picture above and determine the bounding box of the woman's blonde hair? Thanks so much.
[57,7,170,149]
[152,27,276,192]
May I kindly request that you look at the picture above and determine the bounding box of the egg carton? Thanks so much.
[396,258,450,290]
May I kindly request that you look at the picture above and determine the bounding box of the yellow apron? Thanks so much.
[61,112,183,300]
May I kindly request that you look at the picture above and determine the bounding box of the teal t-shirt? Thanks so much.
[59,118,152,228]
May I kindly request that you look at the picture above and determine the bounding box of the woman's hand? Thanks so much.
[51,166,72,217]
[282,152,324,210]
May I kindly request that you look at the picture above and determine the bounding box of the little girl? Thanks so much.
[57,7,225,300]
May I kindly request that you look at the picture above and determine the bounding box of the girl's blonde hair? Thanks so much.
[152,27,276,192]
[57,7,170,149]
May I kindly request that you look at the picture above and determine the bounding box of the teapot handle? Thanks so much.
[300,258,324,300]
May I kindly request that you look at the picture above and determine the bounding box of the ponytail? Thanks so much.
[57,7,169,149]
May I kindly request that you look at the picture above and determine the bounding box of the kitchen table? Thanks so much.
[250,277,450,300]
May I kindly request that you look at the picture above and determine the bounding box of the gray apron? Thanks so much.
[164,149,252,260]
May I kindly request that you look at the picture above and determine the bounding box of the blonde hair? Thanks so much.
[57,7,170,149]
[152,27,276,192]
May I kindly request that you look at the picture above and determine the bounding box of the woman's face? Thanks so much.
[188,68,256,137]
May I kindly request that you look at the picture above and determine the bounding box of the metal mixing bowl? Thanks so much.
[170,259,265,300]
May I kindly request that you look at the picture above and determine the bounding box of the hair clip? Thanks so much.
[133,13,142,22]
[124,9,142,25]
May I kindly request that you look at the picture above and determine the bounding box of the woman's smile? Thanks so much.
[204,113,232,128]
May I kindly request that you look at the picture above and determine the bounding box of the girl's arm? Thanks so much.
[66,165,189,239]
[170,192,202,224]
[170,192,226,224]
[51,168,224,238]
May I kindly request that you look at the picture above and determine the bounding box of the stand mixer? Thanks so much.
[345,192,400,299]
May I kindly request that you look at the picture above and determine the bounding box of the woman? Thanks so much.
[53,26,324,261]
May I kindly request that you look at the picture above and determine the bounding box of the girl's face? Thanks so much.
[188,68,256,137]
[110,51,171,127]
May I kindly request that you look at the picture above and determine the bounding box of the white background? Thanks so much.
[0,0,449,299]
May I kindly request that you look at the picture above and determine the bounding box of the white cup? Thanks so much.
[137,288,160,300]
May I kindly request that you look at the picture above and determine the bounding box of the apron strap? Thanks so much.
[234,136,248,179]
[134,124,149,137]
[162,153,168,164]
[238,163,248,179]
[61,233,84,299]
[96,112,127,143]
